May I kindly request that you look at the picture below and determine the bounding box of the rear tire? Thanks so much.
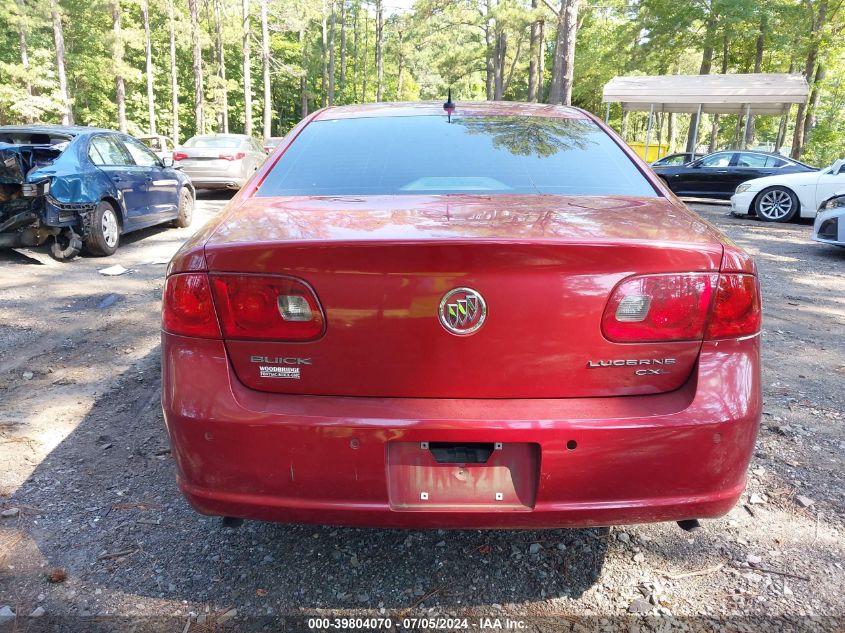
[755,186,799,223]
[171,188,194,228]
[84,200,120,256]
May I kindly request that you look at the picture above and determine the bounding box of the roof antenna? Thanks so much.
[443,87,455,122]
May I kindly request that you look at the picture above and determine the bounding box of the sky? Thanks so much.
[385,0,417,15]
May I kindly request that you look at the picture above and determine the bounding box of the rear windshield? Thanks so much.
[256,115,657,197]
[184,136,243,149]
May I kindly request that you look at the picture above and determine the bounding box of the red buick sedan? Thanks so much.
[161,102,761,529]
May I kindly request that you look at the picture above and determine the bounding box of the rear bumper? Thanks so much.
[181,175,245,190]
[162,335,761,529]
[177,164,245,189]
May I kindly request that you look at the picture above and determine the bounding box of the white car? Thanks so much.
[137,134,175,163]
[813,191,845,247]
[730,158,845,222]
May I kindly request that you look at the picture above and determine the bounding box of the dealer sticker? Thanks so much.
[259,366,301,380]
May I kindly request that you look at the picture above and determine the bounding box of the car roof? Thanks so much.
[0,124,114,136]
[314,101,588,121]
[709,149,787,157]
[189,133,251,138]
[738,150,786,156]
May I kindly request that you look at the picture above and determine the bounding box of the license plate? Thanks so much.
[386,442,539,510]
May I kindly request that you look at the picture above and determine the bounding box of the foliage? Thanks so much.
[0,0,842,162]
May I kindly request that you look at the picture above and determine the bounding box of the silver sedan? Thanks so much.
[814,191,845,247]
[173,134,266,190]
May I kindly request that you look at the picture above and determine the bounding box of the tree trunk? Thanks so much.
[215,0,228,133]
[559,0,578,105]
[51,0,73,125]
[685,13,716,152]
[300,29,309,118]
[753,17,765,73]
[352,4,359,102]
[732,113,744,148]
[113,1,127,133]
[709,33,729,152]
[744,13,765,147]
[493,31,506,100]
[708,116,719,152]
[320,0,327,107]
[667,112,675,152]
[375,0,384,102]
[485,0,493,100]
[261,0,271,137]
[548,0,579,105]
[528,0,540,102]
[547,9,565,103]
[168,0,180,143]
[775,58,796,153]
[791,0,827,159]
[242,0,252,135]
[537,17,545,101]
[340,0,347,87]
[775,107,789,152]
[189,0,203,135]
[143,0,156,135]
[362,10,368,101]
[15,0,31,106]
[329,0,336,105]
[502,34,523,96]
[396,27,405,100]
[802,63,825,140]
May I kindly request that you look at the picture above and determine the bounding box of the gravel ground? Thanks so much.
[0,197,843,633]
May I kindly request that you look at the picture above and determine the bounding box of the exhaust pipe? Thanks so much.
[677,519,702,532]
[221,516,244,529]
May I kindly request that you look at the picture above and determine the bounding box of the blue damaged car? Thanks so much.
[0,125,194,260]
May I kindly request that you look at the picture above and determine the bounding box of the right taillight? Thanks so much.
[705,273,762,340]
[209,274,325,341]
[172,151,188,161]
[602,272,761,342]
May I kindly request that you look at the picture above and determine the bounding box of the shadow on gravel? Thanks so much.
[196,189,238,201]
[0,249,50,265]
[5,345,609,623]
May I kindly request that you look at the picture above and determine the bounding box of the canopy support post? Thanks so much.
[644,103,654,161]
[605,102,611,123]
[689,103,702,155]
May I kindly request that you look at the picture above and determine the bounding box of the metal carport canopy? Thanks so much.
[602,73,809,115]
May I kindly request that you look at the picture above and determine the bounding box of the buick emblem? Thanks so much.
[439,287,487,335]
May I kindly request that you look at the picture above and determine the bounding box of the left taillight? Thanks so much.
[705,273,762,339]
[209,274,325,341]
[162,273,221,338]
[602,272,761,343]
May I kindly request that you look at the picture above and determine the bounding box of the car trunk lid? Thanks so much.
[203,195,725,398]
